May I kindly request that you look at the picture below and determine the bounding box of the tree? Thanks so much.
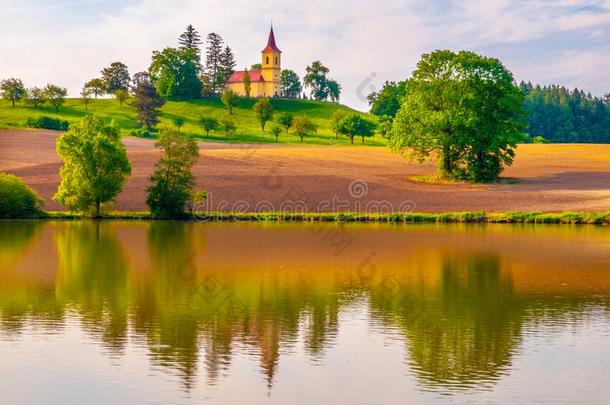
[205,33,224,94]
[101,62,130,94]
[44,84,67,113]
[114,89,129,107]
[80,87,91,110]
[147,128,199,219]
[54,116,131,217]
[243,68,252,98]
[389,50,526,182]
[270,125,282,143]
[251,63,262,70]
[149,47,203,99]
[178,25,202,56]
[25,87,46,109]
[331,110,347,139]
[337,114,376,144]
[0,173,43,218]
[218,46,236,88]
[131,72,165,131]
[221,89,239,114]
[280,70,302,98]
[303,61,341,101]
[376,115,393,139]
[367,81,408,117]
[199,116,219,136]
[220,116,236,136]
[0,78,26,107]
[277,112,294,133]
[291,115,317,143]
[253,98,274,131]
[173,117,185,131]
[84,78,106,98]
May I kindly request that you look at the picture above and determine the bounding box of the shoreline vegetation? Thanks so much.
[6,210,610,224]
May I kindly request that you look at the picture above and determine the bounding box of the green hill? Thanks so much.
[0,98,384,146]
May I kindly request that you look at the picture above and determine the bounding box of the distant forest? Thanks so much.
[368,81,610,144]
[520,82,610,143]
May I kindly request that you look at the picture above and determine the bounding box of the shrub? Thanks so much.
[25,116,69,131]
[0,173,44,218]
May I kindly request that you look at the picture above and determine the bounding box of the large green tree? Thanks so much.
[303,61,341,102]
[101,62,130,94]
[389,50,525,182]
[280,70,302,98]
[149,48,203,98]
[0,78,26,107]
[84,78,106,98]
[54,116,131,216]
[147,128,199,218]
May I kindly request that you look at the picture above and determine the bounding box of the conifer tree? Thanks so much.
[218,46,236,88]
[178,25,202,54]
[205,33,224,94]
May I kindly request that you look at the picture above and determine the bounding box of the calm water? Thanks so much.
[1,221,610,404]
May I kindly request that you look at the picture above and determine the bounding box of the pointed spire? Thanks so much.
[262,24,281,53]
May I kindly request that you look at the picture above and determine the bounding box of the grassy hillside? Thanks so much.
[0,97,384,146]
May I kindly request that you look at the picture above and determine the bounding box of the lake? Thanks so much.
[1,221,609,404]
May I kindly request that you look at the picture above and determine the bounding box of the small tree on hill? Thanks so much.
[114,89,129,107]
[221,89,238,114]
[220,116,237,136]
[54,116,131,217]
[1,78,26,107]
[253,98,273,131]
[271,125,282,143]
[338,114,376,144]
[291,115,317,143]
[277,112,293,133]
[26,87,46,109]
[280,70,302,98]
[84,78,106,98]
[243,68,252,98]
[147,128,199,219]
[331,110,347,139]
[131,72,165,131]
[200,116,219,136]
[44,84,67,113]
[173,117,185,132]
[80,87,91,110]
[101,62,130,94]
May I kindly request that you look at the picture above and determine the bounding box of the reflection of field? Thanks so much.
[2,130,610,212]
[1,222,609,391]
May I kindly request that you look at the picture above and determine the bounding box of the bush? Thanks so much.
[25,116,69,131]
[0,173,44,218]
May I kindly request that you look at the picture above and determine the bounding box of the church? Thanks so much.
[226,26,282,98]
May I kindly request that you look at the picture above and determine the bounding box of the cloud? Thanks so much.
[1,0,609,110]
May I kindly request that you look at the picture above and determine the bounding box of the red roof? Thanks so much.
[227,69,264,84]
[262,26,281,53]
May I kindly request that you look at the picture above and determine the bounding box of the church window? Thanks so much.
[266,57,269,65]
[275,57,278,64]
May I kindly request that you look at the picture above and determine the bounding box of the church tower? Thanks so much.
[261,25,281,97]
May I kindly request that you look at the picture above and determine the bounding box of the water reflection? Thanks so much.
[0,221,609,398]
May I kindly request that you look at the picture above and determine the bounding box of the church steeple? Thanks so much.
[262,25,281,53]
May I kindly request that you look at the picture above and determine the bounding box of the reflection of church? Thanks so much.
[226,26,282,97]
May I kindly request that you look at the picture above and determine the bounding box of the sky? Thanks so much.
[1,0,610,111]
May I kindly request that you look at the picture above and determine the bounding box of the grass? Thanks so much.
[0,97,384,146]
[20,210,610,224]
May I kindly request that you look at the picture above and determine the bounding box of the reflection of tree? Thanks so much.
[0,221,62,333]
[370,254,523,392]
[55,221,129,353]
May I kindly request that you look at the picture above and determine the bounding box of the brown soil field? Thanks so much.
[1,129,609,213]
